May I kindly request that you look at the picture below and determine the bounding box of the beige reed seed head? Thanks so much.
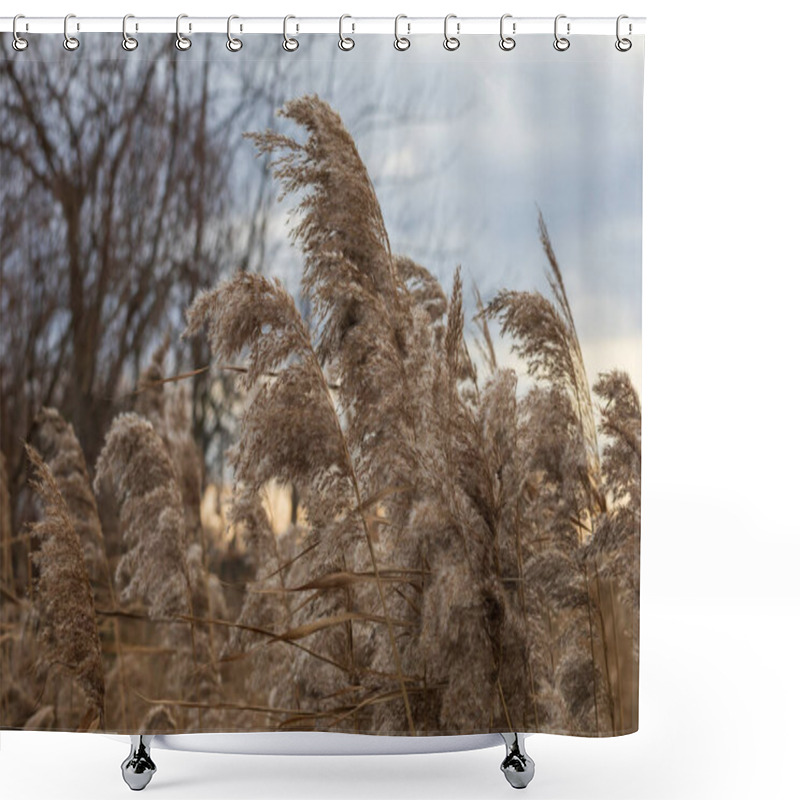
[94,413,191,619]
[26,444,105,728]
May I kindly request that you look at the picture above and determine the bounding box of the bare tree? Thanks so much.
[0,39,295,537]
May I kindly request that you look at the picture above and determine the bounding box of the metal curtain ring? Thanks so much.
[63,13,80,51]
[615,14,632,51]
[443,14,460,51]
[122,14,138,51]
[499,14,515,51]
[338,14,354,50]
[175,13,192,50]
[227,15,243,51]
[283,15,299,51]
[12,14,29,51]
[553,14,570,51]
[394,14,410,51]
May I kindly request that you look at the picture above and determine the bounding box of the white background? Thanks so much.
[2,1,799,798]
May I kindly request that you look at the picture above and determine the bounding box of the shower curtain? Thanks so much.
[0,29,643,738]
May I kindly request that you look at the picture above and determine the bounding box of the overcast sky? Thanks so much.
[21,32,643,393]
[262,34,644,393]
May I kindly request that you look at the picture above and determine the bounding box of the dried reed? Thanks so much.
[32,407,131,728]
[94,413,193,620]
[1,92,641,739]
[26,444,105,729]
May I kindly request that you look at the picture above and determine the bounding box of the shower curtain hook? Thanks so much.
[394,15,410,51]
[175,14,192,50]
[12,14,28,51]
[122,14,138,51]
[338,15,355,51]
[283,15,299,51]
[499,14,516,51]
[63,13,80,51]
[227,15,243,52]
[443,14,460,51]
[615,15,632,51]
[553,14,570,51]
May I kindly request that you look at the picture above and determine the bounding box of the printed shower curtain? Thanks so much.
[0,30,643,738]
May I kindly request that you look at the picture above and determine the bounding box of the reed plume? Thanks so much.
[225,97,550,734]
[184,271,362,720]
[185,266,419,731]
[247,96,418,503]
[589,370,641,732]
[137,344,221,679]
[94,413,224,726]
[592,372,641,590]
[594,370,641,508]
[512,384,614,733]
[136,341,205,545]
[185,273,351,528]
[94,413,192,619]
[1,89,642,739]
[395,255,448,331]
[248,102,484,734]
[32,406,135,728]
[486,212,603,519]
[26,444,105,729]
[1,451,11,592]
[484,219,624,732]
[32,408,109,597]
[373,271,528,732]
[223,491,284,655]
